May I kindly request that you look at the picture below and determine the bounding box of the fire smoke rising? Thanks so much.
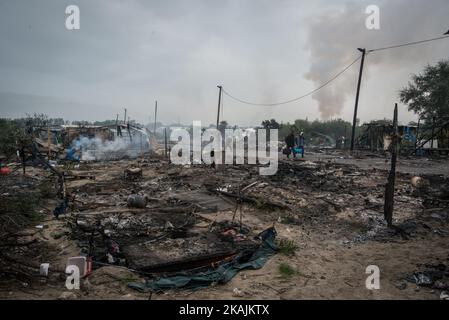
[71,134,150,161]
[305,0,449,119]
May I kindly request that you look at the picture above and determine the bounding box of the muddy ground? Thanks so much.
[1,149,448,300]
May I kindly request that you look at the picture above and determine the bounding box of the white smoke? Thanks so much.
[71,134,151,161]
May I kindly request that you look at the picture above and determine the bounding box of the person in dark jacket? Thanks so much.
[285,131,295,158]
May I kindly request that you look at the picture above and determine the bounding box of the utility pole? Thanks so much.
[350,48,366,151]
[47,127,51,159]
[124,108,127,125]
[216,85,222,128]
[154,100,158,134]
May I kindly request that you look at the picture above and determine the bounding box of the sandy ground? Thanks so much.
[1,150,448,300]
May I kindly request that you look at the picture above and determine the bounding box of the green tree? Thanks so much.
[261,119,280,130]
[218,120,228,133]
[0,119,32,161]
[400,60,449,121]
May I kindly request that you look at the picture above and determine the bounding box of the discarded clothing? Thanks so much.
[54,197,70,218]
[128,227,278,292]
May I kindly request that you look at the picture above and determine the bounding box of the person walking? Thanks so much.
[285,131,295,158]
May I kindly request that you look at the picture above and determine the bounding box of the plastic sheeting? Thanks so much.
[128,227,278,293]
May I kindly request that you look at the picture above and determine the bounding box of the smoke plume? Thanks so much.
[71,134,150,161]
[305,0,449,119]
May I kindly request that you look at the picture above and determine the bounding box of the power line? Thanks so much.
[222,34,449,107]
[222,55,361,106]
[368,35,449,53]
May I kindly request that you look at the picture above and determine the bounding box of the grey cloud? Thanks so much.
[0,0,448,125]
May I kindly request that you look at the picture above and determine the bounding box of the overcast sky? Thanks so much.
[0,0,448,126]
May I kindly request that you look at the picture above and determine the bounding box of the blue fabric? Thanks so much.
[293,147,303,153]
[66,147,79,161]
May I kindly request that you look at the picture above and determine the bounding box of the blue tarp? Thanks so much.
[66,147,80,161]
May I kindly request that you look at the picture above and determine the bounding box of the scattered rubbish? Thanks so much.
[411,176,429,188]
[0,166,11,175]
[407,272,436,286]
[233,288,244,297]
[165,221,175,230]
[433,280,448,290]
[395,282,407,290]
[441,291,449,300]
[39,263,50,277]
[106,253,115,264]
[48,160,58,167]
[405,263,448,293]
[76,220,88,227]
[127,194,148,208]
[221,229,246,242]
[217,184,232,193]
[66,256,89,277]
[124,167,143,181]
[128,227,278,292]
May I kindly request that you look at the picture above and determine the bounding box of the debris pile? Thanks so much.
[1,148,449,299]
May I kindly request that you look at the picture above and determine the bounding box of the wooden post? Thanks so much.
[47,127,51,159]
[154,101,158,135]
[384,103,398,227]
[431,117,436,149]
